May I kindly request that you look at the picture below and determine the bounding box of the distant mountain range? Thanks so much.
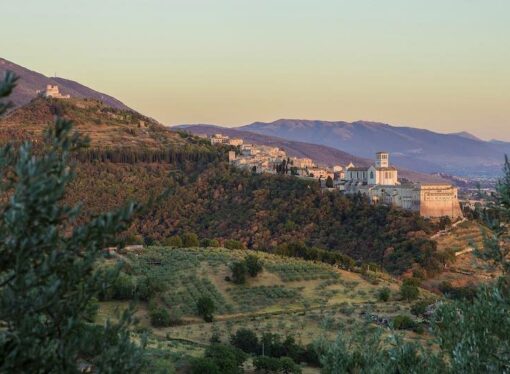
[235,120,510,177]
[175,124,446,183]
[0,57,131,111]
[3,56,506,177]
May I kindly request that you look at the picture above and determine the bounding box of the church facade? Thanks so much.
[344,152,462,219]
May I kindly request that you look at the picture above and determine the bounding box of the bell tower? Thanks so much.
[376,152,389,168]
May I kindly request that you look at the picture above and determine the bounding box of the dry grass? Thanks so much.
[424,220,500,289]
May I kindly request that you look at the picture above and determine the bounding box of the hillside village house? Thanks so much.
[308,167,333,180]
[210,133,243,146]
[290,157,314,169]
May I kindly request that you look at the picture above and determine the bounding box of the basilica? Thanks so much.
[344,152,462,219]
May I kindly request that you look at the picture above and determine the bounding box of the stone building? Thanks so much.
[344,152,462,219]
[42,85,70,99]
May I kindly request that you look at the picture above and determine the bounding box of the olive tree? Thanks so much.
[0,72,144,372]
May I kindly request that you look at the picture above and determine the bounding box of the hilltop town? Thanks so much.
[209,133,463,219]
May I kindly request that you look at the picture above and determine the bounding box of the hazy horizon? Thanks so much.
[1,0,509,140]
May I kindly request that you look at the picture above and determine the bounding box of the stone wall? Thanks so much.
[419,184,463,219]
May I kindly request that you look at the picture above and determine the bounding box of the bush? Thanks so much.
[253,356,281,373]
[377,287,390,302]
[439,281,478,300]
[191,358,220,374]
[230,261,248,284]
[279,357,302,374]
[403,277,421,287]
[245,254,263,277]
[110,272,136,300]
[182,232,200,247]
[136,276,159,301]
[162,235,182,247]
[302,343,320,367]
[149,306,171,327]
[392,315,417,330]
[209,239,220,247]
[400,280,419,301]
[201,238,219,247]
[225,239,244,250]
[197,296,215,322]
[203,344,247,374]
[230,328,259,354]
[210,332,221,344]
[411,300,430,316]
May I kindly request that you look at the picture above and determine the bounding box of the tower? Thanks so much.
[376,152,389,168]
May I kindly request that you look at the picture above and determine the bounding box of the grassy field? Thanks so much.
[97,246,434,371]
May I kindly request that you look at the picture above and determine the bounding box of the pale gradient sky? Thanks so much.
[1,0,509,140]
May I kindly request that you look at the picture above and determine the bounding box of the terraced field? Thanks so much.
[98,247,434,370]
[424,220,499,290]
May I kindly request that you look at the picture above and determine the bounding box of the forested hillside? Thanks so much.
[3,98,443,275]
[67,162,442,275]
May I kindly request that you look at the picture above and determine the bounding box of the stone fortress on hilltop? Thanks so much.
[344,152,463,219]
[38,84,70,99]
[210,133,462,219]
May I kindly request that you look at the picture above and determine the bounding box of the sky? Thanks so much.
[1,0,509,140]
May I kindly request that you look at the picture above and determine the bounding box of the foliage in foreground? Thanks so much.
[0,73,144,372]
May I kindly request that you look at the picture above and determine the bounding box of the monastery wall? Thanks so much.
[419,184,463,219]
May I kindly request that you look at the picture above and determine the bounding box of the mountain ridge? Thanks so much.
[237,119,509,176]
[175,124,447,183]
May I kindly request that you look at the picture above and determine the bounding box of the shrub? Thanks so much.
[110,272,136,300]
[210,332,221,344]
[403,277,421,287]
[225,239,245,250]
[392,315,417,330]
[377,287,390,302]
[162,235,182,247]
[136,276,159,301]
[230,328,259,354]
[253,356,281,373]
[302,343,320,366]
[230,261,248,284]
[400,280,419,301]
[197,296,215,322]
[411,300,430,316]
[439,281,478,300]
[182,232,200,247]
[191,358,220,374]
[209,239,220,247]
[245,254,263,277]
[203,344,247,374]
[279,357,302,374]
[200,238,220,247]
[149,306,171,327]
